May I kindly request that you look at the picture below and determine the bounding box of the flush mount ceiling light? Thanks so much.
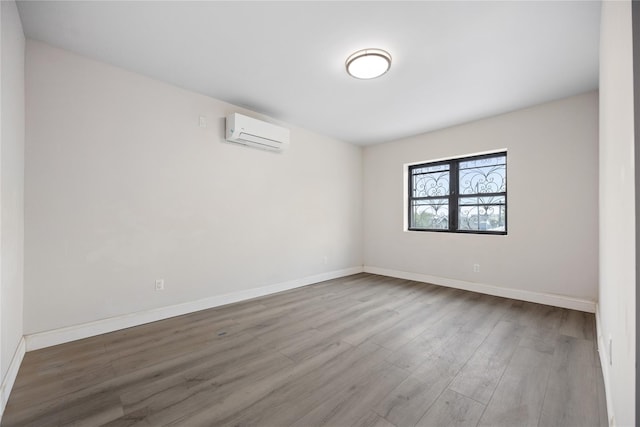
[345,48,392,79]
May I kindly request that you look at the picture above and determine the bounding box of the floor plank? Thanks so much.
[477,346,553,426]
[416,388,485,427]
[216,342,391,426]
[374,376,440,427]
[538,334,600,427]
[353,411,397,427]
[290,361,409,427]
[448,320,523,404]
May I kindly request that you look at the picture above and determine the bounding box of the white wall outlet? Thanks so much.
[198,115,207,128]
[155,279,165,291]
[473,264,480,273]
[608,334,613,366]
[323,255,328,265]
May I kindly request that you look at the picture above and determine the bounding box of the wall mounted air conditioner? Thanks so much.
[225,113,290,152]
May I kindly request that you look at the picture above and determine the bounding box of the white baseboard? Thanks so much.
[25,266,363,351]
[23,265,595,350]
[1,337,25,420]
[595,305,615,427]
[363,266,596,313]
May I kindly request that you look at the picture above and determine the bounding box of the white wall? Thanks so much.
[599,1,636,426]
[1,0,25,393]
[0,0,25,416]
[363,92,598,306]
[24,40,362,334]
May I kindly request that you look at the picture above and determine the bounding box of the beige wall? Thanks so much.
[24,40,363,334]
[0,0,25,385]
[599,1,635,425]
[363,92,598,303]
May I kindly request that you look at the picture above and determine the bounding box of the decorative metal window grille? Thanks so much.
[408,152,507,234]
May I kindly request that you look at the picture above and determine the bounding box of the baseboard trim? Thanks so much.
[363,266,596,313]
[595,305,615,427]
[25,266,364,351]
[1,337,26,420]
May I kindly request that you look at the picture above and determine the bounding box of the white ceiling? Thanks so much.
[16,1,601,145]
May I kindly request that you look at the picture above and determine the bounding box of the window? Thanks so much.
[408,152,507,234]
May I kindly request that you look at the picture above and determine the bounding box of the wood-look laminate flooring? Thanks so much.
[3,273,608,427]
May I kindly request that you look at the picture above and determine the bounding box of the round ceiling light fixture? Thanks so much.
[345,48,392,79]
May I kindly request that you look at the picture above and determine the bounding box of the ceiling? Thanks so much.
[16,1,601,145]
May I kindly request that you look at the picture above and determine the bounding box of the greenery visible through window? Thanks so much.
[408,152,507,234]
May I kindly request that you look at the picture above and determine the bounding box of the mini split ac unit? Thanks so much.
[225,113,290,152]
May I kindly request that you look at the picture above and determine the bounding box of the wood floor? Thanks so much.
[3,273,608,427]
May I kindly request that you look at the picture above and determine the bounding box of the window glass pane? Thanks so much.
[459,155,506,195]
[412,164,449,174]
[411,199,449,229]
[412,168,450,197]
[459,155,506,170]
[459,195,506,206]
[458,205,506,231]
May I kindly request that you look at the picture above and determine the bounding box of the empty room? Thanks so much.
[0,0,636,426]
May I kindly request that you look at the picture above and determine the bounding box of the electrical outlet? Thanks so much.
[323,256,328,265]
[155,279,165,291]
[198,115,207,128]
[473,264,480,273]
[608,335,613,366]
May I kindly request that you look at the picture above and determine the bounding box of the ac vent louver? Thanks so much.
[225,113,290,152]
